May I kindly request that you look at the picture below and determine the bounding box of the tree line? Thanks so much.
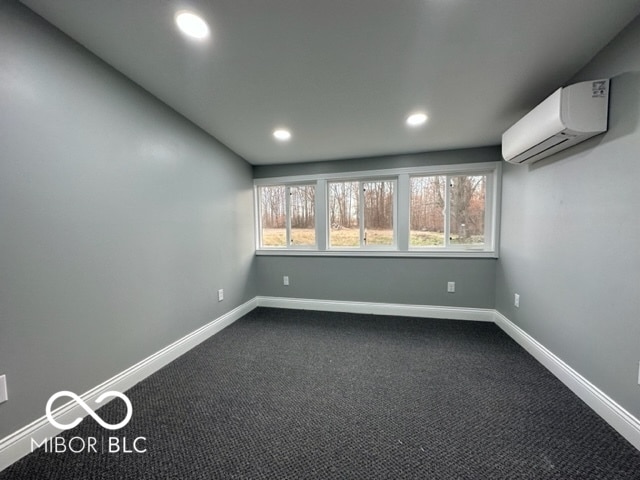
[260,175,485,237]
[328,180,393,230]
[410,175,485,238]
[260,185,315,229]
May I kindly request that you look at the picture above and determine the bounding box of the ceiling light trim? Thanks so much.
[406,112,428,127]
[273,128,292,142]
[174,11,210,40]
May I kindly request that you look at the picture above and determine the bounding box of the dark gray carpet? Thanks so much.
[2,307,640,479]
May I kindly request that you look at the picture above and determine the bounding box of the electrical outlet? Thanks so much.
[514,293,520,308]
[447,281,455,293]
[218,289,224,302]
[0,375,7,403]
[283,276,289,286]
[637,361,640,386]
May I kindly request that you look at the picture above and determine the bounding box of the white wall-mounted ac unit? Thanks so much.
[502,79,609,165]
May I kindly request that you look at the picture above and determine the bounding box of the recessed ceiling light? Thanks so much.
[175,11,210,39]
[406,112,428,127]
[273,129,292,141]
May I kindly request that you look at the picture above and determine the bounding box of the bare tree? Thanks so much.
[449,175,485,241]
[260,185,286,228]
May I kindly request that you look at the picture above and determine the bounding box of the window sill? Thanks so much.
[255,249,498,258]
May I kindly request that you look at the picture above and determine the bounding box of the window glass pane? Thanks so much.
[449,175,486,245]
[290,185,316,246]
[259,185,286,247]
[409,176,445,247]
[329,181,360,247]
[363,180,394,246]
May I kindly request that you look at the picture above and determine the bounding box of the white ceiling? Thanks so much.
[20,0,640,165]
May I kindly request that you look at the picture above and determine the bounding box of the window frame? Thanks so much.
[327,177,398,251]
[256,182,317,250]
[254,161,501,258]
[408,172,493,252]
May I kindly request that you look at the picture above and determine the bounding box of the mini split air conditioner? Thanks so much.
[502,79,609,165]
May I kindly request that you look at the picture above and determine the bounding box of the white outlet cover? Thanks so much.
[0,375,7,403]
[514,293,520,308]
[283,276,289,286]
[218,289,224,301]
[447,282,455,293]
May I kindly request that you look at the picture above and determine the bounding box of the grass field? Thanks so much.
[410,232,483,246]
[331,228,393,247]
[262,228,315,247]
[409,231,445,246]
[261,228,482,247]
[262,228,395,247]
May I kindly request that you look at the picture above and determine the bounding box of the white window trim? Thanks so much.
[254,161,501,258]
[406,172,495,252]
[255,183,318,251]
[326,177,398,251]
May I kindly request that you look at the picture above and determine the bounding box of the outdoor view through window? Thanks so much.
[328,180,394,247]
[409,175,486,247]
[260,185,315,247]
[257,167,494,254]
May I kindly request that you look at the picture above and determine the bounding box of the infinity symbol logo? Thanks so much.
[46,391,133,431]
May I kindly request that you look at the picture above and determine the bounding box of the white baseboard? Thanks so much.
[2,298,638,472]
[0,298,257,472]
[494,311,640,451]
[256,296,495,322]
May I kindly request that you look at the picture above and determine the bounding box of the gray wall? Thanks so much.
[0,2,256,437]
[253,146,500,178]
[256,256,496,308]
[255,147,499,308]
[495,15,640,419]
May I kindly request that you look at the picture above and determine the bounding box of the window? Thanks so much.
[328,181,360,247]
[409,176,446,247]
[409,174,487,249]
[328,179,395,248]
[259,185,286,247]
[258,184,316,248]
[449,175,486,247]
[290,185,316,246]
[255,162,500,257]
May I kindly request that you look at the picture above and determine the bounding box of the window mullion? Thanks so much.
[316,179,327,250]
[484,173,493,250]
[360,182,365,248]
[444,176,451,248]
[397,175,409,250]
[255,187,263,249]
[285,186,291,248]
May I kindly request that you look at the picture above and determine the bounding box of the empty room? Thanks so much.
[1,0,640,478]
